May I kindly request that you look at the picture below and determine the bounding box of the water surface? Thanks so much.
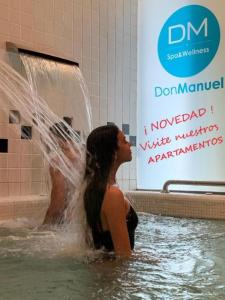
[1,214,225,300]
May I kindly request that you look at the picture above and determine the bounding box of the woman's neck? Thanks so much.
[108,164,119,185]
[108,174,116,185]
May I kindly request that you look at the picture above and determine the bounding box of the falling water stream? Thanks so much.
[20,54,92,135]
[0,55,92,251]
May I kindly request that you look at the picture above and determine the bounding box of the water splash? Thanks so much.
[0,56,92,251]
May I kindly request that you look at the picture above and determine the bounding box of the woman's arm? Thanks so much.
[43,167,66,224]
[102,187,132,257]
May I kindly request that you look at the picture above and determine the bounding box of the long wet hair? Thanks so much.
[84,124,119,240]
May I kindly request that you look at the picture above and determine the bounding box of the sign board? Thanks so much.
[137,1,225,190]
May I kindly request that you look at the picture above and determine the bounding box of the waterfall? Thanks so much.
[20,54,92,136]
[0,55,93,251]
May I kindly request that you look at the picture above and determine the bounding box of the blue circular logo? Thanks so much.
[158,5,220,77]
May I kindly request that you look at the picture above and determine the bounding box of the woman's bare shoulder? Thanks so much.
[106,185,123,196]
[103,185,125,209]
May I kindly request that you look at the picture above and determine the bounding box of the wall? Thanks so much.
[0,0,138,196]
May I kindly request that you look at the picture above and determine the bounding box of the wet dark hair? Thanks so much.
[49,122,71,141]
[84,124,119,245]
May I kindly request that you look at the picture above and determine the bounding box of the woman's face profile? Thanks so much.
[116,130,132,163]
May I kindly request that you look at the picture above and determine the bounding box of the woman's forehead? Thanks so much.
[117,130,125,140]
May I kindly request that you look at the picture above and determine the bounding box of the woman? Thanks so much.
[84,124,138,257]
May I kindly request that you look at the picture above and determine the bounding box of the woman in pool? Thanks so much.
[84,124,138,257]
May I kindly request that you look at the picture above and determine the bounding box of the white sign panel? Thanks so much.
[137,1,225,190]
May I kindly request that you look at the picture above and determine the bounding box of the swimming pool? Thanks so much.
[1,213,225,300]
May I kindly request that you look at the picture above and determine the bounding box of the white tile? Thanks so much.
[91,96,100,127]
[8,154,21,168]
[31,181,42,194]
[0,109,8,123]
[0,0,8,6]
[123,0,131,33]
[99,79,107,99]
[9,0,21,11]
[21,168,32,182]
[73,0,82,63]
[8,168,20,182]
[0,124,8,138]
[20,12,33,28]
[99,97,107,125]
[8,139,21,153]
[122,179,130,191]
[117,178,123,188]
[107,97,115,122]
[9,9,21,25]
[32,154,43,168]
[130,163,136,180]
[0,183,9,196]
[54,0,64,12]
[9,182,20,196]
[91,57,100,74]
[116,167,123,180]
[9,23,21,39]
[32,143,42,155]
[122,163,130,180]
[0,20,9,34]
[21,26,33,44]
[21,140,32,154]
[129,179,137,191]
[0,4,9,21]
[0,169,8,182]
[8,124,20,139]
[20,155,32,168]
[0,154,7,168]
[129,106,137,134]
[90,83,100,97]
[32,168,42,182]
[21,0,32,14]
[20,181,31,195]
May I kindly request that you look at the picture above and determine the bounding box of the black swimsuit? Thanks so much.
[92,206,138,251]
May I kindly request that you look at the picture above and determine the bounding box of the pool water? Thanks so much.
[1,214,225,300]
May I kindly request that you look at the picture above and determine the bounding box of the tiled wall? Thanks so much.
[0,107,49,197]
[0,0,138,193]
